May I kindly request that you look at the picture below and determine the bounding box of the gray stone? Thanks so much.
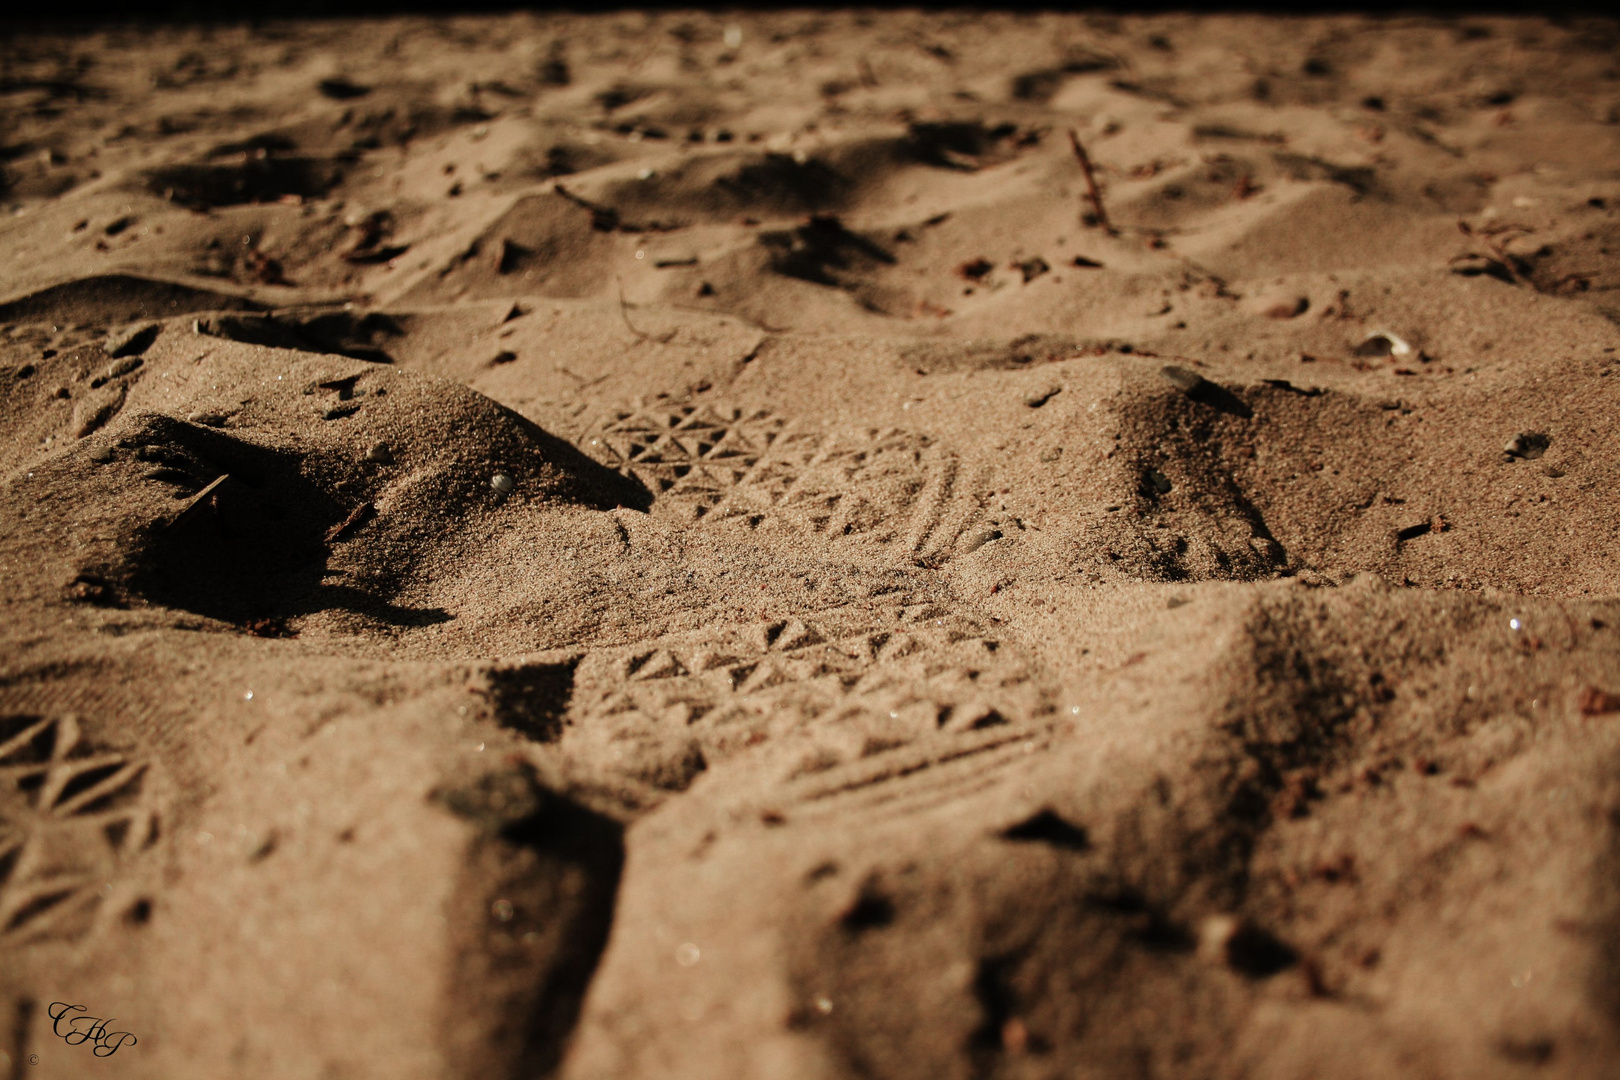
[1159,365,1204,393]
[962,528,1003,553]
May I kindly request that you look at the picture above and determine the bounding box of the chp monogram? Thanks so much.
[48,1002,137,1057]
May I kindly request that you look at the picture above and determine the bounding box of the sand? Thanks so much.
[2,10,1620,1079]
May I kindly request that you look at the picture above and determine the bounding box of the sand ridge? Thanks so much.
[1,11,1620,1080]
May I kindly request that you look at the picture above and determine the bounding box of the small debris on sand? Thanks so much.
[1449,253,1516,284]
[105,322,160,358]
[1504,432,1551,460]
[1245,292,1308,319]
[1160,364,1204,393]
[325,501,376,542]
[956,257,993,280]
[1577,686,1620,716]
[1353,331,1413,358]
[962,528,1002,553]
[1013,257,1050,283]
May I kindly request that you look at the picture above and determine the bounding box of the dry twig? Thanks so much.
[1067,129,1112,234]
[617,278,676,344]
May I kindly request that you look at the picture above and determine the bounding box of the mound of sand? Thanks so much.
[2,12,1619,1080]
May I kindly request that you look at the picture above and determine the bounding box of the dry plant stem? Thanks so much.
[617,278,674,344]
[1068,128,1112,234]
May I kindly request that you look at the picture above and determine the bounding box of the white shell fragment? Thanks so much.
[490,473,515,496]
[1353,331,1413,358]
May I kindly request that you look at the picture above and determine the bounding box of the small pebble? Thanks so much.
[1159,365,1204,393]
[90,446,115,464]
[1015,257,1050,283]
[1245,292,1308,319]
[365,441,394,464]
[491,473,515,496]
[962,528,1003,553]
[1504,432,1550,460]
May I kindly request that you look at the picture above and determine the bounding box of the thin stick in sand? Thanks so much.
[617,278,676,344]
[1067,129,1112,234]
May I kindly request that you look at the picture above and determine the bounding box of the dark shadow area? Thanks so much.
[436,764,625,1080]
[122,414,445,628]
[505,409,654,514]
[906,120,1024,168]
[484,659,580,744]
[713,153,853,214]
[1222,922,1299,977]
[195,310,402,364]
[970,953,1022,1055]
[1161,365,1255,419]
[145,155,350,209]
[761,215,896,289]
[1012,54,1120,103]
[840,887,896,932]
[1259,378,1325,398]
[1084,888,1196,952]
[1001,809,1092,852]
[6,998,35,1080]
[289,584,453,627]
[500,796,623,1078]
[0,274,260,325]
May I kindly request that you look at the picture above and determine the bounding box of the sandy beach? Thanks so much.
[2,11,1620,1078]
